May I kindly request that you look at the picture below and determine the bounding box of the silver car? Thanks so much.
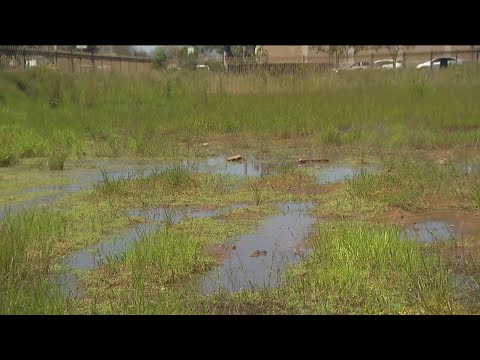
[333,61,371,72]
[374,59,403,69]
[416,56,464,69]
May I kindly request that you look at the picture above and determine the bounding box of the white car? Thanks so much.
[333,61,371,72]
[195,64,210,71]
[416,56,464,69]
[374,59,403,69]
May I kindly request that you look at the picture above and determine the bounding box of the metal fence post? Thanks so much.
[477,49,479,64]
[371,53,374,68]
[430,51,433,70]
[23,49,26,69]
[403,52,406,68]
[120,57,122,73]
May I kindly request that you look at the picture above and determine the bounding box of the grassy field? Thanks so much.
[1,66,479,314]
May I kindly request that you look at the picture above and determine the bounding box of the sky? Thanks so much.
[136,46,156,53]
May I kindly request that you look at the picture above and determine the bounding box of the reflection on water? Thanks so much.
[199,202,316,294]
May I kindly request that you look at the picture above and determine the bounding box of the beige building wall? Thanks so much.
[262,46,304,63]
[261,45,478,64]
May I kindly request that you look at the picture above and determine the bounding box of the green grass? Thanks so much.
[48,152,67,171]
[0,152,17,167]
[196,222,464,314]
[80,229,210,314]
[1,66,480,164]
[345,156,480,211]
[0,210,72,314]
[1,66,480,314]
[284,223,457,314]
[76,204,278,314]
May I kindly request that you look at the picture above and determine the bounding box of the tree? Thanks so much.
[178,46,198,68]
[132,49,149,57]
[194,46,223,56]
[371,45,412,68]
[57,45,76,52]
[85,45,100,53]
[153,48,167,69]
[317,46,366,66]
[112,46,135,56]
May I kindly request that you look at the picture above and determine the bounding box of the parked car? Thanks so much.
[416,56,464,69]
[195,64,210,71]
[333,61,371,72]
[373,59,403,69]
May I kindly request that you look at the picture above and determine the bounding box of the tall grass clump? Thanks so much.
[1,67,480,157]
[283,222,458,314]
[85,228,210,314]
[320,126,362,146]
[125,228,210,284]
[0,209,72,314]
[0,147,17,167]
[143,164,197,192]
[48,151,67,170]
[93,168,127,197]
[345,156,461,210]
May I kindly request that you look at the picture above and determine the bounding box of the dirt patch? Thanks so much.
[381,206,480,242]
[206,244,231,263]
[449,245,480,260]
[442,124,480,133]
[420,147,480,163]
[423,149,455,162]
[195,296,289,315]
[224,208,264,222]
[255,176,332,196]
[190,204,218,212]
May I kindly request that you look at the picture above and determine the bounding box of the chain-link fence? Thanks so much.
[226,48,480,74]
[0,46,153,74]
[2,46,479,76]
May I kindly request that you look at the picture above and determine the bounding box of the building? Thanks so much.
[257,45,479,66]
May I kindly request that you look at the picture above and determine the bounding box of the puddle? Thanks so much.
[451,272,480,294]
[1,193,64,218]
[184,155,280,178]
[306,164,379,185]
[401,221,456,243]
[1,156,274,218]
[58,203,246,297]
[1,162,169,219]
[450,272,480,310]
[461,163,480,176]
[199,202,316,294]
[2,155,382,218]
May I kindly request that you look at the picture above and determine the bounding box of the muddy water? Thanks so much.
[305,163,379,185]
[1,160,168,218]
[184,155,275,177]
[400,208,480,243]
[199,202,316,294]
[1,156,271,218]
[402,221,456,242]
[58,203,246,297]
[2,156,378,218]
[451,272,480,309]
